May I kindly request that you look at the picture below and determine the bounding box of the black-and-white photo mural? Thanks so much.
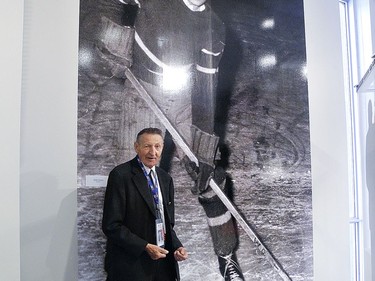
[78,0,313,280]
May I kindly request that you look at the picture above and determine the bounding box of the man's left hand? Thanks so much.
[174,247,188,261]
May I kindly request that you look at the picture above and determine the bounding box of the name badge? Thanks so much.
[155,218,165,248]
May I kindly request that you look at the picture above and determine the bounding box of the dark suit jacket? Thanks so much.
[102,157,183,281]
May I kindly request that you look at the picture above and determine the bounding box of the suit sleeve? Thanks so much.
[102,168,148,257]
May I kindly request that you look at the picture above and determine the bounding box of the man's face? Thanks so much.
[134,133,164,168]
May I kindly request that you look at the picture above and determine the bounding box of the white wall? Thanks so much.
[304,0,352,280]
[0,0,359,280]
[0,0,23,280]
[371,0,375,53]
[19,0,79,280]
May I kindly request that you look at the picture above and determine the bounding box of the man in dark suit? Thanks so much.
[102,127,188,281]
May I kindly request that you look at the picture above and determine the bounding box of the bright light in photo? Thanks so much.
[301,64,308,78]
[79,48,93,68]
[261,18,275,30]
[258,54,277,69]
[162,66,190,91]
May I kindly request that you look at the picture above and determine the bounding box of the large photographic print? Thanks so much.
[78,0,312,280]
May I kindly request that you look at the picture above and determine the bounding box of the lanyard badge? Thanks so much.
[137,157,165,247]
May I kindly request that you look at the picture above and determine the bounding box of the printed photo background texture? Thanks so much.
[78,0,312,280]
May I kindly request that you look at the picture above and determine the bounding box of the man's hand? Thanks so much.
[182,156,212,194]
[145,243,169,260]
[182,156,226,195]
[174,247,188,261]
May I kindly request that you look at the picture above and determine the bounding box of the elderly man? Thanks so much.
[102,128,188,281]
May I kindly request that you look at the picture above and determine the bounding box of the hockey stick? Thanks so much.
[124,67,292,281]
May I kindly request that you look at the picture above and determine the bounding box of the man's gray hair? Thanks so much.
[136,128,163,142]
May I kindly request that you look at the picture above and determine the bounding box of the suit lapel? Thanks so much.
[157,169,169,206]
[156,167,172,222]
[131,160,157,218]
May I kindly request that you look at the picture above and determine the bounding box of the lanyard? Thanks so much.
[136,157,166,246]
[136,156,161,208]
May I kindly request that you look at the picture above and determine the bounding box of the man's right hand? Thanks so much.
[145,243,169,260]
[182,156,226,195]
